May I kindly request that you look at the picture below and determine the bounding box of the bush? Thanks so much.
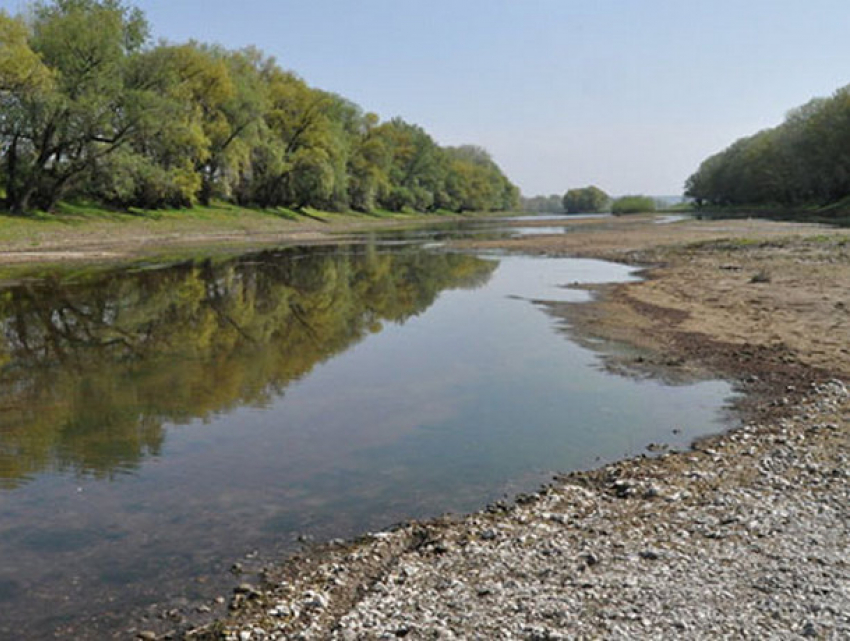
[611,195,656,215]
[562,186,610,213]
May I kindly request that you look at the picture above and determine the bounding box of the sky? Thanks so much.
[5,0,850,196]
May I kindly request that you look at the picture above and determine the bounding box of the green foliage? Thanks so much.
[562,185,610,214]
[0,1,518,216]
[1,0,153,213]
[0,12,54,92]
[520,194,564,213]
[611,195,656,215]
[685,84,850,210]
[442,145,518,212]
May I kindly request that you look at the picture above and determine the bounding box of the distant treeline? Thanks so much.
[520,194,565,213]
[522,186,662,215]
[0,1,518,215]
[686,84,850,208]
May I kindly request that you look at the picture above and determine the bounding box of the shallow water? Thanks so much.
[655,214,692,224]
[0,227,733,638]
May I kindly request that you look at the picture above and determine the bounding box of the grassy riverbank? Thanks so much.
[0,202,487,266]
[689,199,850,227]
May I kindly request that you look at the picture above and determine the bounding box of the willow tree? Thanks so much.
[346,111,391,211]
[685,84,850,209]
[1,1,520,215]
[0,11,55,212]
[87,42,222,208]
[1,0,150,212]
[442,145,517,212]
[193,45,269,206]
[375,118,443,212]
[232,63,347,210]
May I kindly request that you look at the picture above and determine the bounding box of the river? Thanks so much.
[0,218,733,638]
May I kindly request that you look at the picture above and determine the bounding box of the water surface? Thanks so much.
[0,230,733,638]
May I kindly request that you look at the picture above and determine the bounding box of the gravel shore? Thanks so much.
[188,379,847,640]
[175,218,850,641]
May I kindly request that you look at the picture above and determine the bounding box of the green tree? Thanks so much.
[0,11,55,210]
[685,84,850,209]
[233,63,346,209]
[562,185,610,213]
[440,146,517,212]
[0,1,520,215]
[0,12,53,92]
[195,46,269,205]
[520,194,564,213]
[1,0,150,213]
[376,118,443,212]
[611,195,656,215]
[87,42,228,208]
[347,111,390,211]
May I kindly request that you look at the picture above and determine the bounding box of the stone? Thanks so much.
[188,381,850,641]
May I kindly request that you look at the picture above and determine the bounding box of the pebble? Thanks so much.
[192,380,849,640]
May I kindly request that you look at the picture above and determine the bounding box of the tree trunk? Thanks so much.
[4,135,22,214]
[37,178,69,213]
[198,176,213,207]
[197,163,217,207]
[9,187,34,216]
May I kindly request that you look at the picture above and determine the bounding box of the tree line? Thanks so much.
[520,194,565,213]
[523,186,658,215]
[685,84,850,208]
[0,0,518,215]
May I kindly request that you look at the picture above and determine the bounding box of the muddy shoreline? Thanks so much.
[129,216,848,639]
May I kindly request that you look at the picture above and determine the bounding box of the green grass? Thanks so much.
[16,200,378,224]
[611,195,657,215]
[684,230,850,256]
[658,202,696,213]
[0,201,360,234]
[0,200,511,259]
[693,200,850,227]
[685,236,788,252]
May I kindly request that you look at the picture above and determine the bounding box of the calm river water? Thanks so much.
[0,219,732,638]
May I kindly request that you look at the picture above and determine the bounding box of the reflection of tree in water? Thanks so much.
[0,246,497,488]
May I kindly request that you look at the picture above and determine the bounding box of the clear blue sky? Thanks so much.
[5,0,850,196]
